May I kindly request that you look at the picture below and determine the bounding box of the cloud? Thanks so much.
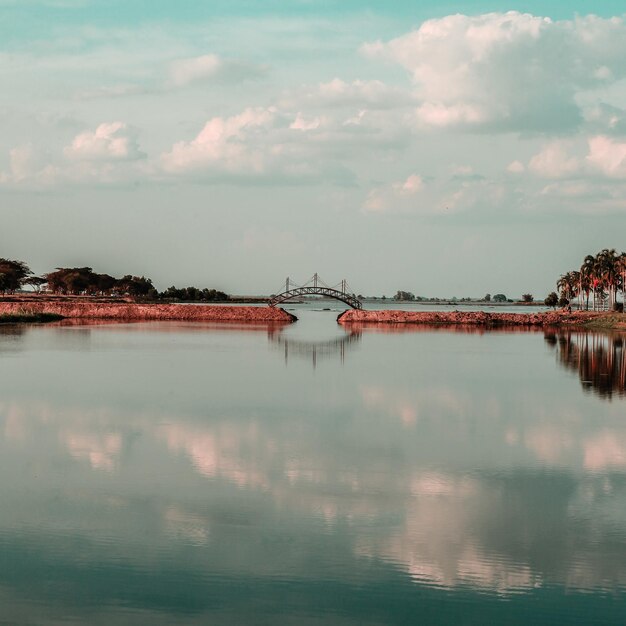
[363,173,425,213]
[167,54,267,87]
[525,136,626,181]
[64,122,145,161]
[586,135,626,178]
[528,141,581,178]
[285,78,414,110]
[363,12,626,131]
[507,160,525,174]
[290,112,322,131]
[161,108,278,175]
[583,104,626,135]
[159,106,365,184]
[1,125,148,187]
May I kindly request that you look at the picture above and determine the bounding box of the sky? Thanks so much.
[1,1,626,298]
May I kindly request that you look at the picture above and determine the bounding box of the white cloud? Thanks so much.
[400,174,423,193]
[363,12,626,131]
[586,135,626,178]
[528,142,580,178]
[290,113,322,131]
[168,54,266,87]
[161,108,277,175]
[284,78,413,110]
[0,144,60,186]
[507,160,525,174]
[64,122,144,161]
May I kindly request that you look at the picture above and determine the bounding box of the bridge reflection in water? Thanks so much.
[269,327,362,368]
[546,331,626,399]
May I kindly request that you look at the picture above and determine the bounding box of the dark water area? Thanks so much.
[1,309,626,624]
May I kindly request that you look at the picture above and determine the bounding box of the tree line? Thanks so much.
[0,259,228,301]
[555,249,626,311]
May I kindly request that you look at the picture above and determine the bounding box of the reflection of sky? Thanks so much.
[1,320,626,623]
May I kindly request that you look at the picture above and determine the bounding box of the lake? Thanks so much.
[1,307,625,624]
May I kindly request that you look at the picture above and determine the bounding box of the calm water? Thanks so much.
[1,308,625,624]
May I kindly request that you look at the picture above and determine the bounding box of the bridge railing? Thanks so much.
[268,286,362,309]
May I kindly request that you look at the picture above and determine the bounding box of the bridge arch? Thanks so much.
[268,286,362,309]
[269,274,362,309]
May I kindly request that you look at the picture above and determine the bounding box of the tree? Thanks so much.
[23,276,47,292]
[394,290,415,301]
[160,285,228,302]
[0,258,32,293]
[483,293,491,302]
[45,267,98,295]
[522,294,534,303]
[544,292,558,308]
[493,294,507,302]
[119,275,154,298]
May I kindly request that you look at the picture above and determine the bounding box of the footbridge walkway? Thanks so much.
[268,274,362,309]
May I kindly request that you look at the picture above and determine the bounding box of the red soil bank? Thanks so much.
[0,300,296,323]
[337,309,609,327]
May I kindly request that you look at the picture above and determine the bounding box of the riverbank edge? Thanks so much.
[337,309,626,330]
[0,312,65,325]
[0,301,297,323]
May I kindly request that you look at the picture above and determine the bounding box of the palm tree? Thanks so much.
[580,255,596,310]
[557,271,580,307]
[618,252,626,308]
[595,248,620,310]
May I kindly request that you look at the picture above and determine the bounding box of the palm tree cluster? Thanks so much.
[557,249,626,311]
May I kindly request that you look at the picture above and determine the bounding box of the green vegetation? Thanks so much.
[557,249,626,311]
[0,258,32,293]
[45,267,157,298]
[522,294,534,303]
[544,292,559,308]
[160,286,228,302]
[0,258,229,301]
[394,290,415,301]
[493,294,507,302]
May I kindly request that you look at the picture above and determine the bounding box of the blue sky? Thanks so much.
[1,1,626,297]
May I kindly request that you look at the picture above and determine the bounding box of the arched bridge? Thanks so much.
[268,274,363,309]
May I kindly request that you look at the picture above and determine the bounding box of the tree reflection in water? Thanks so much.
[546,331,626,399]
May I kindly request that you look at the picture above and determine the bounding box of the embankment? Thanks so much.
[0,301,296,323]
[338,309,626,329]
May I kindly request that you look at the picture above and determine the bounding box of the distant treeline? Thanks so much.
[0,259,228,301]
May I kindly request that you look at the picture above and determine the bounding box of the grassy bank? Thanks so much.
[0,312,65,324]
[338,309,626,330]
[577,313,626,331]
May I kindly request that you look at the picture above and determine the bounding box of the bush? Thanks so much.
[544,292,558,308]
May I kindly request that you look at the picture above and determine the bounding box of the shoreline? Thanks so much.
[0,312,65,325]
[337,309,626,330]
[0,300,297,323]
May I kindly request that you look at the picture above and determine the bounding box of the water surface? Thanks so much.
[1,310,625,624]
